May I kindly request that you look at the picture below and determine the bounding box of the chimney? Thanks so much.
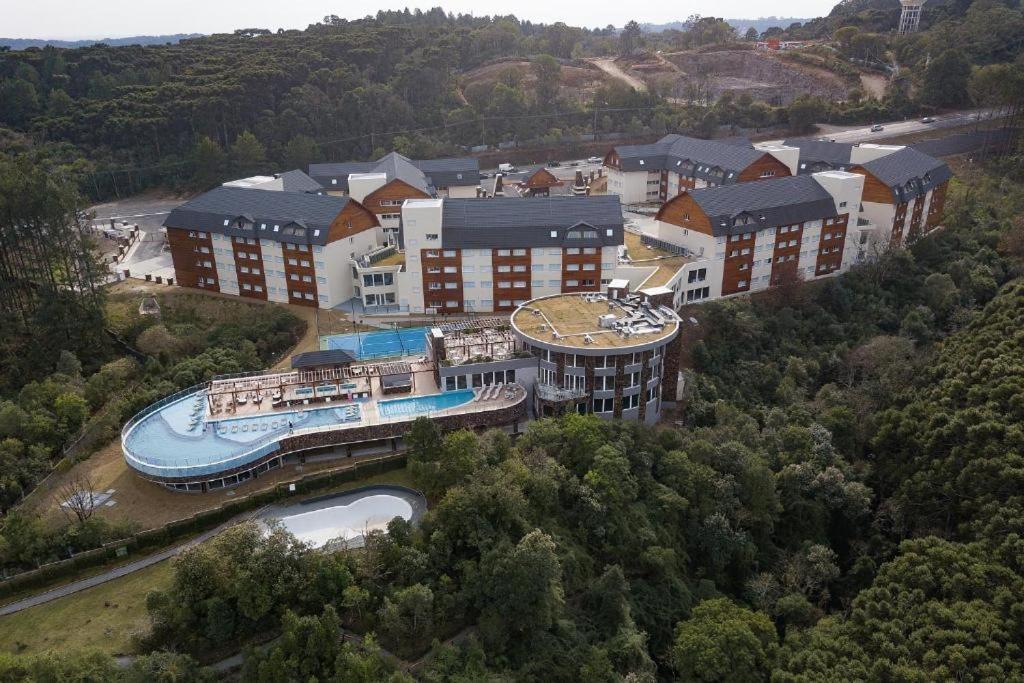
[572,171,587,196]
[494,174,504,197]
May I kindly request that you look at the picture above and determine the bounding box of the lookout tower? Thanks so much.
[898,0,925,35]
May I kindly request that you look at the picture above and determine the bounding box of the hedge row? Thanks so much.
[0,454,407,602]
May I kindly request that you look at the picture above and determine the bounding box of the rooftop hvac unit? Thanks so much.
[583,334,594,345]
[539,323,548,332]
[532,308,542,316]
[598,313,617,328]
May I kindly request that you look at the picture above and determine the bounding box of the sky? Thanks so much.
[3,0,841,40]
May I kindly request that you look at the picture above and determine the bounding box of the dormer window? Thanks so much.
[639,160,645,166]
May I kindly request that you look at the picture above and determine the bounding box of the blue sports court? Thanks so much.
[320,326,428,360]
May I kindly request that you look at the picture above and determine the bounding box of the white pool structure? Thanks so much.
[260,485,427,549]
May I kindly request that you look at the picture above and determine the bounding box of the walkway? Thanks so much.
[0,508,261,617]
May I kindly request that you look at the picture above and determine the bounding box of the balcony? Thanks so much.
[535,383,588,402]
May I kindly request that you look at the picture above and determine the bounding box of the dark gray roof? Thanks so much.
[438,195,624,249]
[783,139,855,173]
[163,186,362,246]
[277,169,324,194]
[859,147,952,203]
[685,175,839,237]
[611,134,765,183]
[291,349,358,368]
[414,157,480,189]
[308,154,479,193]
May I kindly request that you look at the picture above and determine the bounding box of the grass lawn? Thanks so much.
[0,560,173,656]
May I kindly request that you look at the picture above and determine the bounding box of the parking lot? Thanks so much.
[89,193,186,280]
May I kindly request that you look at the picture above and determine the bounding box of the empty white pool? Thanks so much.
[274,494,414,548]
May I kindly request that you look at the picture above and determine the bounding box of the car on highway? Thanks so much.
[547,160,561,167]
[921,116,936,124]
[587,156,602,163]
[870,124,884,132]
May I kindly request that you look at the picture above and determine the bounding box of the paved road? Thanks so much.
[777,108,1000,145]
[0,509,261,617]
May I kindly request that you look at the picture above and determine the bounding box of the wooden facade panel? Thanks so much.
[327,199,381,242]
[167,227,219,292]
[281,243,318,307]
[814,214,848,276]
[231,236,267,301]
[926,181,947,230]
[654,193,714,236]
[561,248,601,294]
[721,232,757,295]
[492,249,531,312]
[362,179,431,217]
[736,153,792,183]
[769,223,804,286]
[422,248,463,313]
[891,202,908,247]
[850,167,896,204]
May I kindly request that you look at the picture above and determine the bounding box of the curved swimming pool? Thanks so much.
[261,485,427,549]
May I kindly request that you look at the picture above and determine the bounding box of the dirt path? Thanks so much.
[588,58,647,92]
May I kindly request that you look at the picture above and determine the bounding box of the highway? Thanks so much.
[781,108,1000,145]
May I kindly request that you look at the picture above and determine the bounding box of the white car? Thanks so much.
[587,156,602,164]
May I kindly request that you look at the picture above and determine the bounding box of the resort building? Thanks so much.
[400,195,624,315]
[163,186,380,308]
[309,153,480,240]
[222,169,325,194]
[121,353,527,491]
[602,134,795,204]
[645,171,866,304]
[848,145,951,248]
[510,288,682,423]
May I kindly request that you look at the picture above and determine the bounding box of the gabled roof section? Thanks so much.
[679,175,839,237]
[439,195,624,249]
[163,186,366,246]
[783,139,856,173]
[523,167,561,188]
[372,152,431,193]
[610,134,763,183]
[857,147,951,203]
[277,169,324,194]
[308,154,479,192]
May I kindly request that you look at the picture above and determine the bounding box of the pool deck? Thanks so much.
[206,360,439,422]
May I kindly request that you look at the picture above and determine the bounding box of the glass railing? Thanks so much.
[122,383,527,479]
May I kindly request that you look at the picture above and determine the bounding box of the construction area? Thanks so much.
[616,49,852,105]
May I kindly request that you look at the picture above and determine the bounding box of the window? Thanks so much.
[425,233,439,240]
[445,300,459,308]
[593,397,614,413]
[496,249,511,257]
[512,248,527,256]
[627,371,640,387]
[497,265,511,273]
[566,279,579,287]
[622,394,639,410]
[443,249,457,257]
[760,170,776,178]
[566,248,580,255]
[688,268,707,283]
[567,263,580,271]
[425,250,439,258]
[595,375,615,391]
[737,279,748,288]
[564,374,586,391]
